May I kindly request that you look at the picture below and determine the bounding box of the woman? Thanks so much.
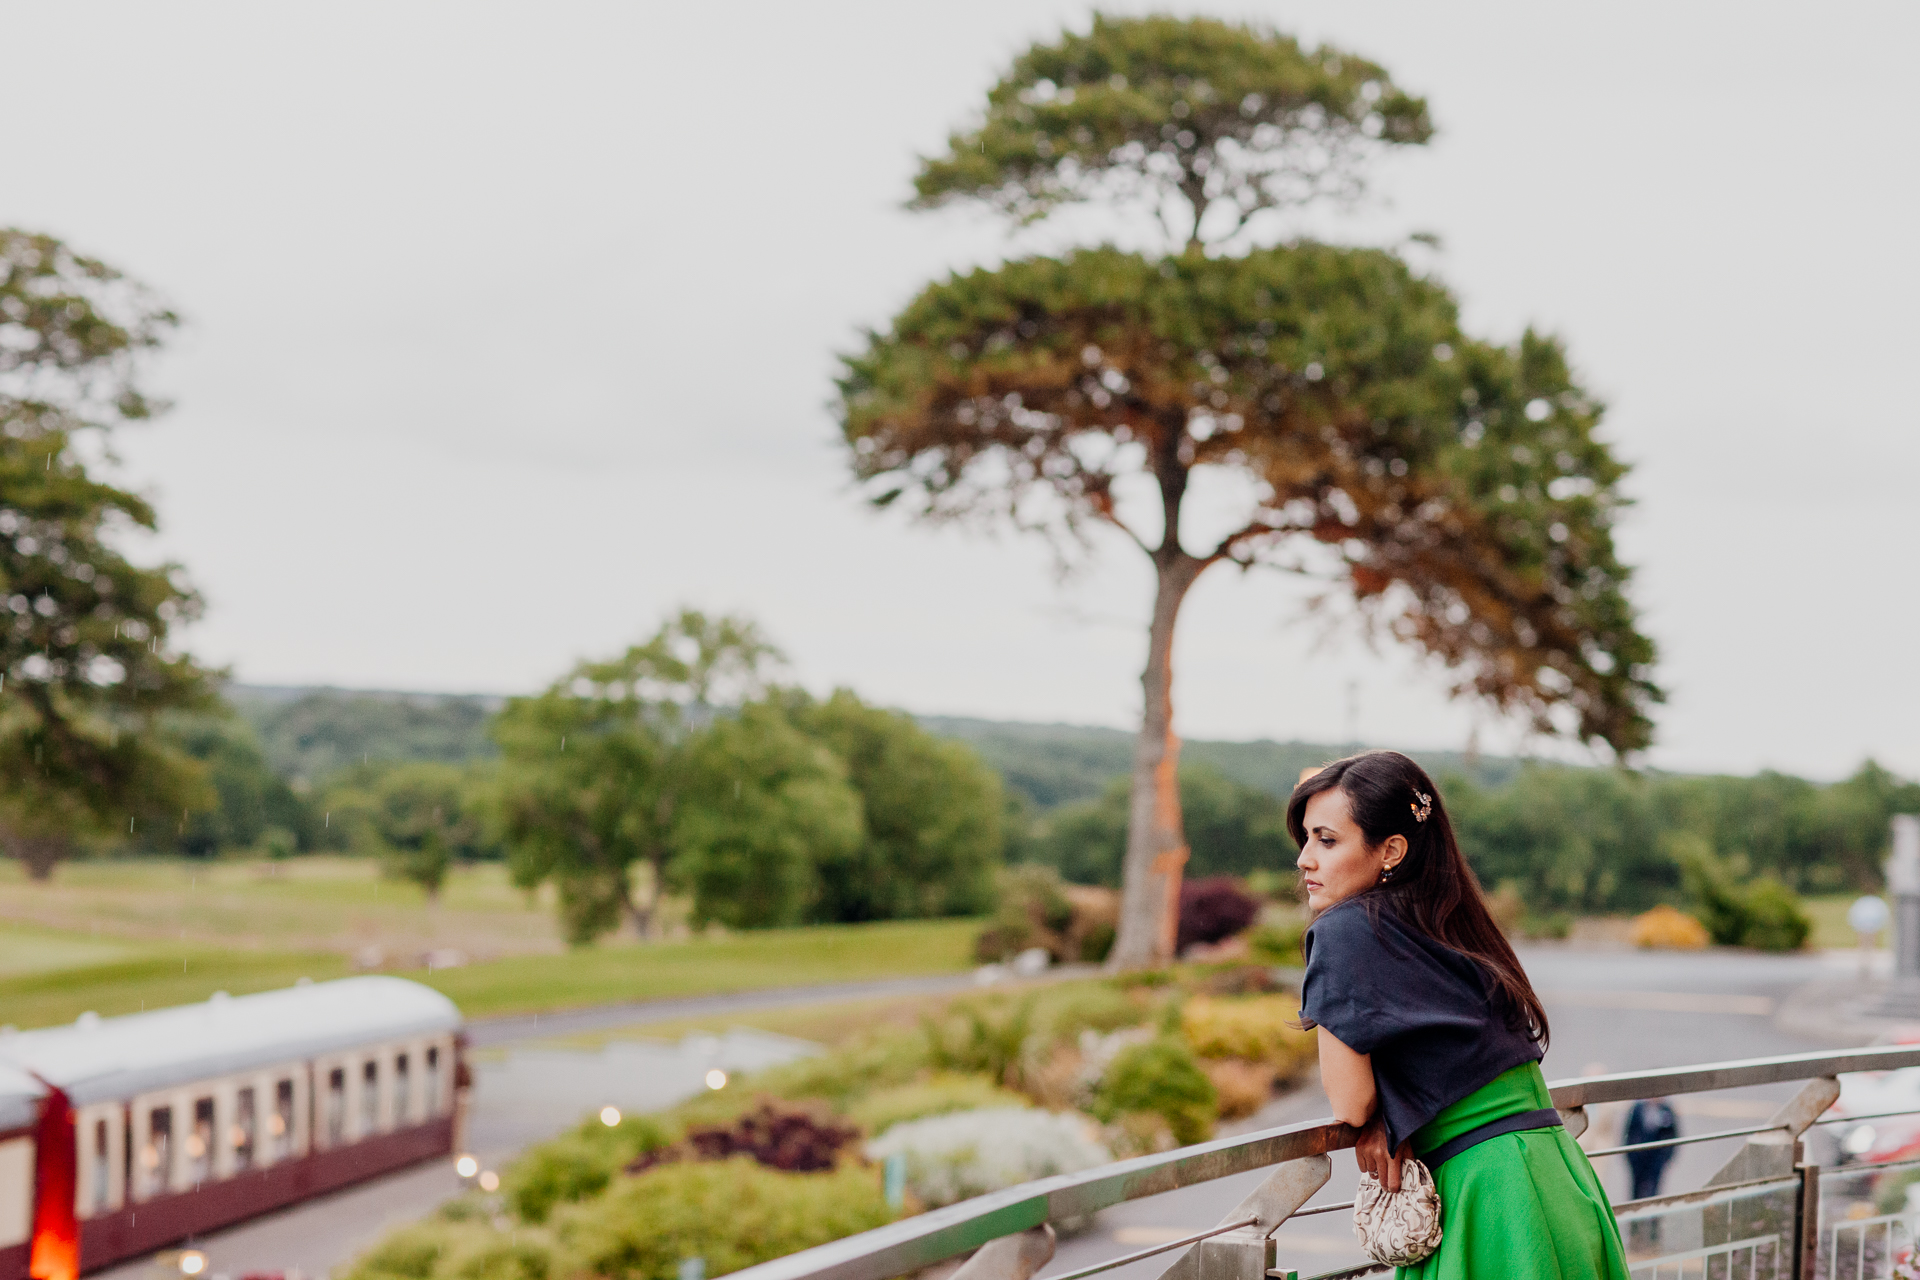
[1292,751,1628,1279]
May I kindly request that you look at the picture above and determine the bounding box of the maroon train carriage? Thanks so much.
[0,976,468,1280]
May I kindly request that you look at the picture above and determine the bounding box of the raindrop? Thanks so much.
[561,736,567,751]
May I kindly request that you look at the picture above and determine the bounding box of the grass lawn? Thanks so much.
[1802,892,1886,952]
[0,856,562,959]
[0,910,979,1031]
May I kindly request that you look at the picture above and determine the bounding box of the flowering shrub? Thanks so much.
[628,1099,861,1174]
[1181,995,1314,1078]
[849,1072,1030,1137]
[864,1107,1110,1208]
[1177,877,1261,951]
[1630,905,1710,950]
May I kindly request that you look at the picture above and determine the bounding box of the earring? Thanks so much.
[1379,863,1397,883]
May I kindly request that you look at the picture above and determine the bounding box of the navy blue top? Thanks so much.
[1300,896,1542,1150]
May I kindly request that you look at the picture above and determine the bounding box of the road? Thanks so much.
[94,946,1871,1280]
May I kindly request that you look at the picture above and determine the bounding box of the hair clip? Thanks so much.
[1410,789,1433,824]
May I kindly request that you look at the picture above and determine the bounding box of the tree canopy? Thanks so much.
[0,229,214,877]
[913,14,1431,251]
[841,244,1658,750]
[492,611,1009,944]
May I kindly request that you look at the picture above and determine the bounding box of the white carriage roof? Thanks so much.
[0,976,463,1106]
[0,1062,43,1135]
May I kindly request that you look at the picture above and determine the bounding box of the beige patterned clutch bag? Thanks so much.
[1352,1157,1444,1266]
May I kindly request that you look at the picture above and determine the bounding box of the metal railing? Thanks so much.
[729,1044,1920,1280]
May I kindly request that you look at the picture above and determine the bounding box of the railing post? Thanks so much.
[948,1226,1055,1280]
[1704,1076,1838,1187]
[1156,1156,1332,1280]
[1794,1161,1820,1280]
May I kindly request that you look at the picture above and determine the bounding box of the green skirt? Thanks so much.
[1396,1063,1629,1280]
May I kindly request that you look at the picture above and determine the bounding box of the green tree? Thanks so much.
[325,761,494,899]
[840,16,1659,967]
[492,610,783,944]
[0,229,215,878]
[911,13,1431,251]
[1023,764,1292,887]
[145,710,316,857]
[780,689,1003,922]
[668,701,865,929]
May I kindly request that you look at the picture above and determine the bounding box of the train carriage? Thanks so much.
[0,976,467,1280]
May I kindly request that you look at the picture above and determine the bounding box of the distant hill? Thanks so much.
[918,715,1523,809]
[228,684,1527,803]
[227,684,502,786]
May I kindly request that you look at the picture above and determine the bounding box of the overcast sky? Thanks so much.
[5,2,1916,779]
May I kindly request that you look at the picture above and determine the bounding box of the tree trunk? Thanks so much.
[5,832,69,882]
[1107,550,1206,969]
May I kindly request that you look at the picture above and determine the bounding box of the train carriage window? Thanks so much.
[425,1047,441,1115]
[361,1059,379,1134]
[188,1097,214,1184]
[91,1118,109,1212]
[233,1087,256,1171]
[325,1068,346,1146]
[272,1078,295,1160]
[145,1107,172,1194]
[393,1053,410,1125]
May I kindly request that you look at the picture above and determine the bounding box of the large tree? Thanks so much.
[492,609,782,943]
[0,230,214,878]
[837,17,1660,967]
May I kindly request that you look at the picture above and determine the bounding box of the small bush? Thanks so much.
[1246,918,1307,965]
[849,1073,1031,1137]
[505,1114,671,1223]
[631,1100,861,1175]
[1180,995,1314,1079]
[1631,904,1710,950]
[1521,912,1573,940]
[345,1222,553,1280]
[1679,842,1813,951]
[976,865,1075,961]
[555,1158,894,1280]
[1741,879,1813,952]
[1177,877,1261,952]
[1200,1059,1275,1121]
[864,1107,1110,1208]
[923,996,1036,1088]
[1485,885,1524,936]
[1089,1039,1218,1146]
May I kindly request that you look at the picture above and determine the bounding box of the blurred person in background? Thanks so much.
[1624,1098,1680,1200]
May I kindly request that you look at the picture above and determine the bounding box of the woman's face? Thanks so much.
[1296,787,1401,912]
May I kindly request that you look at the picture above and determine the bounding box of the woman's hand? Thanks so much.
[1355,1111,1412,1192]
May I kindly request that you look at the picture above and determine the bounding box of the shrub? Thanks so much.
[976,864,1076,962]
[1200,1059,1276,1121]
[1180,995,1314,1078]
[1246,918,1307,965]
[1176,877,1261,952]
[631,1100,862,1175]
[505,1114,671,1224]
[555,1158,894,1280]
[923,996,1036,1088]
[1679,842,1814,951]
[345,1221,553,1280]
[1741,878,1813,952]
[848,1073,1031,1136]
[864,1107,1110,1208]
[1630,904,1710,950]
[1063,884,1121,962]
[1089,1039,1218,1146]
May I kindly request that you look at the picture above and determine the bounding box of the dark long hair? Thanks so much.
[1288,750,1549,1048]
